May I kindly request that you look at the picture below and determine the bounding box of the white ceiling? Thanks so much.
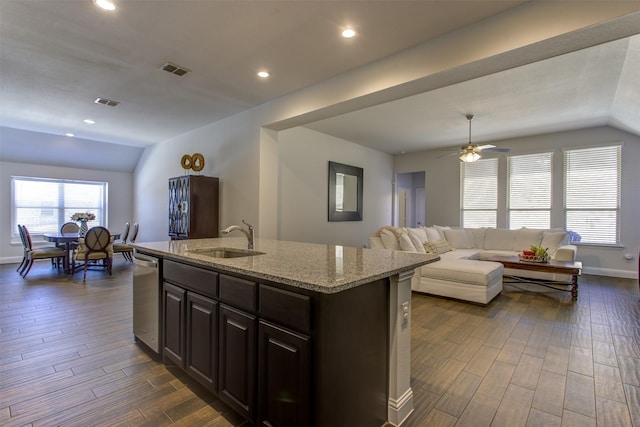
[306,34,640,154]
[0,1,638,156]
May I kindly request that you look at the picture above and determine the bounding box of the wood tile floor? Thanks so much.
[1,261,638,426]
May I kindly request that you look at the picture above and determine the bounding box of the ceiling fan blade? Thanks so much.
[476,144,495,151]
[481,147,510,153]
[437,151,461,159]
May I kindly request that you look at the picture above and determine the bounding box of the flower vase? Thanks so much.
[78,219,89,237]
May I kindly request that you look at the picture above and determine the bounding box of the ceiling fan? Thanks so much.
[456,114,509,162]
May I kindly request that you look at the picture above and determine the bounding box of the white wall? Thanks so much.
[277,127,392,248]
[394,126,640,278]
[134,109,264,243]
[0,161,133,262]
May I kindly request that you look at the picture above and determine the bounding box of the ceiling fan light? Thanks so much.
[460,151,481,162]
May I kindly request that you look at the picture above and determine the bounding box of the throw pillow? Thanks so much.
[443,229,473,249]
[407,228,428,253]
[433,225,451,240]
[398,232,417,252]
[424,239,452,255]
[513,228,543,251]
[423,226,441,242]
[541,231,568,257]
[380,229,401,251]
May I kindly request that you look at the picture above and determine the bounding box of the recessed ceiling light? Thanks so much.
[93,0,118,11]
[341,28,356,39]
[83,119,96,124]
[65,133,75,137]
[257,71,270,78]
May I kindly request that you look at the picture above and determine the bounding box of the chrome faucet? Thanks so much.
[221,220,255,249]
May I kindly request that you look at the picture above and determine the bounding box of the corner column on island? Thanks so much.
[133,237,438,427]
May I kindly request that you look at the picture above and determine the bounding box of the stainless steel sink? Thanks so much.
[187,247,265,258]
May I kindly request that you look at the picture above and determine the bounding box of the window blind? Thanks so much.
[12,177,107,237]
[564,145,620,244]
[508,152,552,229]
[461,158,497,228]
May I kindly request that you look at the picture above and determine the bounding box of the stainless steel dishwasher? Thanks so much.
[133,251,161,354]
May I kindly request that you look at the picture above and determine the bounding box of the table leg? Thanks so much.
[571,274,578,300]
[64,242,72,274]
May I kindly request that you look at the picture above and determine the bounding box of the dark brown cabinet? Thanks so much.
[160,260,386,427]
[186,292,218,392]
[258,321,310,427]
[162,282,186,368]
[218,304,256,420]
[168,175,219,240]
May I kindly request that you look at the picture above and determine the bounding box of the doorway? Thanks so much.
[396,171,425,227]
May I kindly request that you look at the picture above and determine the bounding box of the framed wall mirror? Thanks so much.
[328,161,363,221]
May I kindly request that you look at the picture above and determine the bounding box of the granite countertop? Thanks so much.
[133,237,438,294]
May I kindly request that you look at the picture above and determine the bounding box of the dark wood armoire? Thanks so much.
[168,175,219,240]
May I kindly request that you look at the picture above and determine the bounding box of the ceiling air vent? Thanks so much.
[94,97,120,107]
[160,62,191,77]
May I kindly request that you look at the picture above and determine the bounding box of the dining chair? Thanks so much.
[72,226,114,282]
[16,225,28,274]
[60,222,80,233]
[129,222,139,243]
[19,225,65,278]
[112,222,133,262]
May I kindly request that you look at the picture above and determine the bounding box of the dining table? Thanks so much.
[44,231,120,274]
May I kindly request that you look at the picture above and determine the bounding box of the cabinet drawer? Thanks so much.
[259,285,311,334]
[219,275,257,313]
[164,259,218,298]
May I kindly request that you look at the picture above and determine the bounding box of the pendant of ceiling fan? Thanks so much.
[458,114,509,162]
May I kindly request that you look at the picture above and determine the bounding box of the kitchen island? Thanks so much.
[133,237,438,427]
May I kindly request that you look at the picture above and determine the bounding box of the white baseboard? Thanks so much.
[1,256,23,265]
[583,266,638,280]
[388,388,414,426]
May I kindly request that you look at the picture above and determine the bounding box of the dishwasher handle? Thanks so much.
[133,256,158,269]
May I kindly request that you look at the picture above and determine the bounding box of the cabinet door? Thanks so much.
[186,292,217,392]
[163,282,186,368]
[219,304,256,421]
[168,176,190,238]
[258,321,310,427]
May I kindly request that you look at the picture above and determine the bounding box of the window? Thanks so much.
[12,177,107,237]
[564,145,621,244]
[508,152,552,229]
[461,158,497,228]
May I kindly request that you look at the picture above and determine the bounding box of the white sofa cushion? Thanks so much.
[483,229,514,250]
[407,228,428,253]
[541,231,569,257]
[423,226,441,242]
[477,250,520,260]
[443,229,474,249]
[465,228,487,249]
[512,228,544,252]
[433,225,451,240]
[380,229,401,250]
[420,259,503,287]
[398,231,417,252]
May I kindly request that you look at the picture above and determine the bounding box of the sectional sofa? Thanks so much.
[369,226,577,304]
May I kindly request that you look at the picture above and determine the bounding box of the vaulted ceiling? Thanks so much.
[1,1,639,158]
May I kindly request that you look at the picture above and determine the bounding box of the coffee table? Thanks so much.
[489,256,582,300]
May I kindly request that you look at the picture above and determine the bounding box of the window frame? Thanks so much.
[507,152,553,230]
[563,145,621,246]
[460,158,498,228]
[11,176,108,239]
